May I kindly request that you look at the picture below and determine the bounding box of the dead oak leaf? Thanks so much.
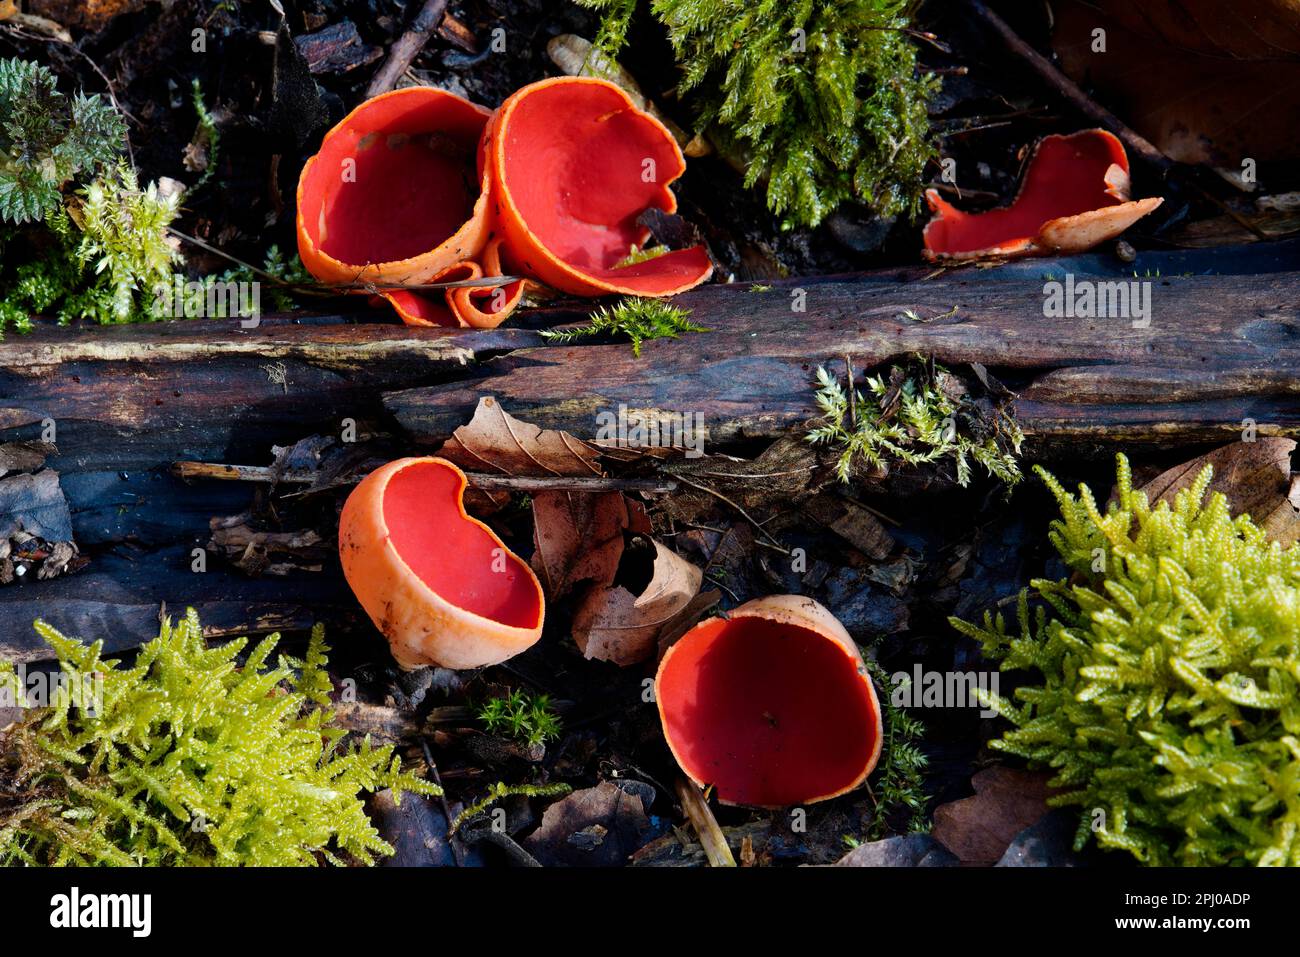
[530,491,649,601]
[437,396,601,478]
[1138,438,1300,545]
[573,540,704,666]
[931,766,1056,866]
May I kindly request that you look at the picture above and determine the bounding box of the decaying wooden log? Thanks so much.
[386,269,1300,450]
[2,264,1297,660]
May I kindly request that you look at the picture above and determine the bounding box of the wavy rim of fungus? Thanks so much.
[922,128,1164,261]
[296,86,494,287]
[485,76,714,297]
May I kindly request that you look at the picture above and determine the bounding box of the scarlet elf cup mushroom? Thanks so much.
[655,596,883,807]
[296,78,712,328]
[338,457,544,670]
[922,129,1163,260]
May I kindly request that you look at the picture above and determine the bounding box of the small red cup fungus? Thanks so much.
[922,129,1163,261]
[484,76,714,297]
[338,456,544,670]
[297,87,494,288]
[655,595,882,807]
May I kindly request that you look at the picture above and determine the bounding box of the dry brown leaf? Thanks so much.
[530,491,649,601]
[1053,0,1300,164]
[1138,438,1300,545]
[437,396,601,478]
[931,767,1055,866]
[29,0,141,31]
[573,540,704,666]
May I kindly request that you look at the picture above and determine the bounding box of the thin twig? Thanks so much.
[420,737,465,867]
[367,0,451,97]
[673,474,791,554]
[674,777,735,868]
[965,0,1169,172]
[171,460,678,493]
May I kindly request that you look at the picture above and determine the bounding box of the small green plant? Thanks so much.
[864,662,929,839]
[0,611,438,866]
[477,689,562,747]
[540,297,707,357]
[575,0,938,227]
[806,356,1023,488]
[952,455,1300,866]
[188,78,219,195]
[449,780,573,836]
[0,57,125,224]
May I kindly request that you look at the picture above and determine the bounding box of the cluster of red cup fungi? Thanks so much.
[296,77,714,328]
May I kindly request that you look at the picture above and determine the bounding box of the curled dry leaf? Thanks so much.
[1138,438,1300,545]
[531,491,650,601]
[931,767,1055,866]
[437,396,601,478]
[573,539,704,666]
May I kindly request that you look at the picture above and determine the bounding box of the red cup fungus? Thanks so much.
[655,595,883,807]
[297,79,712,329]
[338,456,545,670]
[922,129,1164,261]
[484,76,714,297]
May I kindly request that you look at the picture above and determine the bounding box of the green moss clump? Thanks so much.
[806,356,1023,488]
[952,455,1300,866]
[540,296,707,356]
[0,611,438,866]
[576,0,938,227]
[477,689,563,748]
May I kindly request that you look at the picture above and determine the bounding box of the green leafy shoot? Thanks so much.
[0,57,125,224]
[188,78,219,195]
[863,661,930,839]
[952,455,1300,866]
[75,163,181,323]
[449,780,573,836]
[0,611,439,866]
[540,297,707,357]
[477,689,563,748]
[806,356,1023,488]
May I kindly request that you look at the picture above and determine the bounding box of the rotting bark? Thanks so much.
[387,269,1300,450]
[2,268,1298,660]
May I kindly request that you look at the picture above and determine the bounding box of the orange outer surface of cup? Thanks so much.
[338,456,544,670]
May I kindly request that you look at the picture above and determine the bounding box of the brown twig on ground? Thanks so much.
[366,0,451,97]
[964,0,1169,172]
[674,776,736,867]
[171,460,679,494]
[420,737,466,867]
[964,0,1269,240]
